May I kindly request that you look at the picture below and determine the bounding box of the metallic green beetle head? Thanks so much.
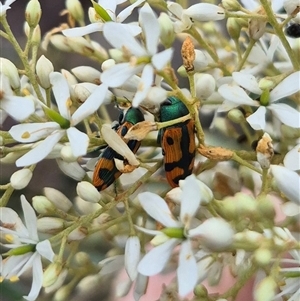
[160,97,189,122]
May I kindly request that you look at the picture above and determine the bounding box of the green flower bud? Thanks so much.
[254,248,272,266]
[158,12,175,49]
[25,0,42,28]
[228,108,246,123]
[222,0,241,11]
[226,18,241,39]
[194,284,208,298]
[254,276,277,301]
[260,89,270,106]
[43,262,63,288]
[256,196,276,221]
[177,65,188,77]
[32,195,55,214]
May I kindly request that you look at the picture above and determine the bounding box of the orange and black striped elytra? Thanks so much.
[93,107,144,191]
[159,96,196,187]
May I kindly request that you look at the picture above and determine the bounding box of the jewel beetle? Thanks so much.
[93,107,144,191]
[159,96,196,187]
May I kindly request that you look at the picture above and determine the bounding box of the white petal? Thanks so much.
[180,175,201,225]
[16,131,64,167]
[20,195,38,241]
[0,207,28,238]
[2,254,31,277]
[284,144,300,171]
[117,0,145,22]
[49,72,71,120]
[132,64,153,107]
[138,238,179,276]
[103,22,146,57]
[62,23,104,37]
[271,165,300,205]
[269,71,300,102]
[139,3,159,55]
[246,106,267,130]
[67,127,89,157]
[188,218,234,250]
[125,236,141,281]
[138,192,181,228]
[1,96,35,121]
[218,84,257,106]
[23,254,43,301]
[135,225,163,237]
[133,273,148,301]
[71,84,107,125]
[281,202,300,217]
[269,103,300,128]
[152,48,174,70]
[232,72,262,95]
[101,63,142,88]
[177,240,198,297]
[36,240,55,262]
[9,122,60,142]
[56,159,86,181]
[184,3,225,21]
[167,2,184,19]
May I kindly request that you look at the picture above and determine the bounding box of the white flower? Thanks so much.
[0,195,55,301]
[241,0,284,13]
[218,71,300,130]
[62,0,145,37]
[284,144,300,171]
[9,72,107,167]
[271,165,300,217]
[166,2,225,33]
[0,0,16,16]
[136,175,234,297]
[101,3,173,107]
[0,73,35,122]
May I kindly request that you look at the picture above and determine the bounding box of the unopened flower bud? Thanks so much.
[185,3,225,21]
[74,196,101,214]
[101,59,115,71]
[60,145,77,162]
[36,55,54,89]
[76,181,101,203]
[10,168,32,189]
[194,284,208,298]
[125,236,140,281]
[88,7,99,23]
[227,18,241,39]
[254,248,272,266]
[72,66,101,84]
[66,0,84,24]
[256,133,274,169]
[73,84,93,103]
[32,195,55,214]
[66,37,92,55]
[43,187,73,212]
[222,0,241,11]
[25,0,41,28]
[177,65,188,77]
[68,226,88,241]
[56,160,86,181]
[256,196,275,221]
[227,109,246,123]
[0,58,20,89]
[193,50,209,71]
[158,12,175,49]
[43,262,63,287]
[74,251,91,266]
[37,217,64,233]
[195,73,216,99]
[54,284,73,301]
[254,276,277,301]
[29,24,41,45]
[50,35,72,52]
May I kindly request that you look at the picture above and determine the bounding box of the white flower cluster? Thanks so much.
[0,0,299,300]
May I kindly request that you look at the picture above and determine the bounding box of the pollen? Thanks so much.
[10,275,20,282]
[21,131,31,139]
[5,234,14,243]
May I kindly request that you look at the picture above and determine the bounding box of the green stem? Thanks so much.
[260,0,299,70]
[237,38,256,71]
